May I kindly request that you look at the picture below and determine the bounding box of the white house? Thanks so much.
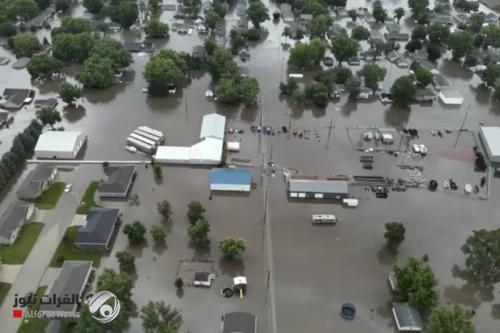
[35,131,87,159]
[0,201,35,246]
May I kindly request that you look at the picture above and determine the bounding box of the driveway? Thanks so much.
[0,265,22,284]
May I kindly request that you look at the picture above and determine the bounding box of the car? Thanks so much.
[362,163,373,170]
[376,192,388,198]
[360,155,374,163]
[64,184,72,192]
[323,56,334,67]
[340,303,356,320]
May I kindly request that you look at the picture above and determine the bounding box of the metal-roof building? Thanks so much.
[288,179,349,200]
[200,113,226,140]
[392,302,423,332]
[1,88,33,110]
[210,168,251,192]
[17,165,58,201]
[222,312,257,333]
[39,261,93,316]
[35,131,87,159]
[189,137,223,165]
[0,201,35,246]
[98,166,136,198]
[75,208,120,251]
[479,126,500,167]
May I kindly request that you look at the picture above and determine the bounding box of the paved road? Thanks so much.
[0,193,79,332]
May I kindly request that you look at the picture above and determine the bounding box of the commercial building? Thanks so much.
[98,166,136,198]
[209,168,251,192]
[189,137,224,165]
[35,131,87,159]
[222,312,257,333]
[75,208,120,251]
[154,146,191,164]
[200,113,226,140]
[17,165,58,201]
[0,201,35,246]
[39,261,93,317]
[288,179,349,200]
[392,302,423,332]
[478,126,500,167]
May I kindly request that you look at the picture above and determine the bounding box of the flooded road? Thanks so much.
[0,0,500,332]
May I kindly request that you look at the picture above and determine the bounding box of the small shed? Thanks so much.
[439,90,463,105]
[227,141,241,152]
[392,302,423,332]
[209,168,252,192]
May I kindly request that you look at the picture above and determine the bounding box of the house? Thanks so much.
[481,0,500,11]
[75,208,120,251]
[370,29,384,41]
[26,5,55,30]
[348,56,361,66]
[384,32,409,42]
[288,179,349,200]
[328,24,347,38]
[485,12,498,24]
[200,113,226,140]
[236,15,249,33]
[1,89,34,110]
[280,3,294,22]
[222,312,257,333]
[35,131,87,159]
[439,90,464,105]
[34,98,58,109]
[299,13,313,22]
[392,302,423,332]
[39,261,93,317]
[478,126,500,168]
[0,110,9,123]
[415,89,435,102]
[416,59,436,71]
[209,168,252,192]
[432,73,450,90]
[98,166,136,198]
[386,23,401,33]
[429,13,453,26]
[0,201,35,246]
[17,165,58,201]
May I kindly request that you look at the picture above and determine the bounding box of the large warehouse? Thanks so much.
[210,168,251,192]
[35,131,87,159]
[288,179,350,200]
[478,126,500,168]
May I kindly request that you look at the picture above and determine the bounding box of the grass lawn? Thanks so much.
[0,282,11,306]
[18,286,48,333]
[35,182,65,210]
[75,181,100,214]
[49,226,102,268]
[0,222,44,264]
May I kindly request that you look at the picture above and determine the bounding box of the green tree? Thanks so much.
[295,0,328,16]
[288,38,326,69]
[144,49,187,93]
[55,0,71,12]
[394,257,439,311]
[123,221,147,245]
[479,64,500,87]
[37,107,61,129]
[372,1,387,23]
[279,78,299,96]
[205,9,221,30]
[116,251,136,273]
[52,32,96,63]
[483,25,500,48]
[239,77,259,106]
[358,64,386,92]
[207,47,238,80]
[145,19,169,38]
[447,30,474,60]
[59,17,91,34]
[345,75,361,101]
[394,7,405,23]
[351,26,370,41]
[0,22,17,37]
[187,201,205,224]
[5,0,39,20]
[305,81,329,107]
[247,0,269,29]
[59,82,82,105]
[150,224,166,245]
[415,66,433,88]
[219,238,246,258]
[461,229,500,285]
[153,164,162,179]
[427,43,441,62]
[331,33,359,66]
[390,75,416,108]
[411,25,427,41]
[83,0,103,14]
[174,278,183,289]
[184,0,202,16]
[333,66,353,84]
[119,1,138,29]
[408,0,429,23]
[12,33,41,57]
[91,38,132,71]
[428,306,475,333]
[405,39,422,53]
[188,219,210,246]
[140,301,182,333]
[149,0,161,17]
[78,55,114,88]
[469,12,485,33]
[427,22,449,45]
[384,222,405,253]
[157,200,172,221]
[27,54,63,80]
[216,74,240,104]
[347,9,358,21]
[307,14,332,39]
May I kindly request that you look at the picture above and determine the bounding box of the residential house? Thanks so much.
[392,302,423,332]
[386,23,401,33]
[280,3,294,22]
[0,201,35,246]
[415,89,435,103]
[17,165,58,201]
[98,165,136,198]
[432,73,451,90]
[384,32,410,42]
[75,208,120,251]
[1,89,35,110]
[34,98,58,110]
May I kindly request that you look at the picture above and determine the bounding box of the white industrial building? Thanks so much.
[35,131,87,159]
[155,113,226,165]
[438,90,464,105]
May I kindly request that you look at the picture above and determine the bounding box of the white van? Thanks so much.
[311,214,339,224]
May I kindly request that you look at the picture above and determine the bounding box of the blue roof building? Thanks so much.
[209,168,251,192]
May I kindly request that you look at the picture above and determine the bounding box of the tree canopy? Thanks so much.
[37,108,61,129]
[331,34,359,65]
[140,301,182,333]
[461,229,500,285]
[123,221,147,245]
[384,222,405,253]
[145,19,169,38]
[447,30,474,60]
[428,306,475,333]
[118,0,138,29]
[358,64,386,92]
[307,14,332,39]
[12,33,41,57]
[247,0,269,29]
[52,32,96,63]
[219,238,246,258]
[27,54,63,81]
[144,49,187,93]
[83,0,104,14]
[390,75,417,108]
[78,55,115,88]
[187,201,205,224]
[91,38,132,71]
[188,219,210,246]
[59,82,82,105]
[157,200,172,221]
[288,38,326,70]
[351,26,370,41]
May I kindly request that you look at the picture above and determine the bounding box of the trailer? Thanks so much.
[129,133,157,147]
[137,126,164,142]
[342,198,359,207]
[133,129,162,144]
[126,137,156,154]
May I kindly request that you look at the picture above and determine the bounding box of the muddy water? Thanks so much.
[0,0,500,332]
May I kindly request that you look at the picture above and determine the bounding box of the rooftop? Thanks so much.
[0,201,32,240]
[480,126,500,163]
[223,312,257,333]
[392,302,423,331]
[98,166,136,196]
[210,168,251,185]
[288,179,349,194]
[75,208,120,246]
[17,165,56,200]
[35,131,85,153]
[199,113,226,140]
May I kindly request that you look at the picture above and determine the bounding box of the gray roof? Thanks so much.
[432,74,450,88]
[288,179,349,194]
[26,5,54,28]
[223,312,257,333]
[17,165,56,200]
[0,201,31,240]
[75,207,119,246]
[34,98,58,109]
[392,302,423,331]
[40,261,92,313]
[1,88,33,109]
[98,166,136,196]
[384,32,410,41]
[479,126,500,163]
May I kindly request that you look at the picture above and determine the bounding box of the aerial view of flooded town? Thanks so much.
[1,0,500,332]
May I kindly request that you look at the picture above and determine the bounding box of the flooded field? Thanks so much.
[0,0,500,332]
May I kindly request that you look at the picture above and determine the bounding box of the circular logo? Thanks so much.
[87,291,121,323]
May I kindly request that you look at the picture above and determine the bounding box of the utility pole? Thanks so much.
[453,110,469,149]
[287,115,291,139]
[325,115,334,150]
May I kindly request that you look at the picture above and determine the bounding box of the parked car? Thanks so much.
[323,56,334,67]
[362,163,373,170]
[64,184,72,192]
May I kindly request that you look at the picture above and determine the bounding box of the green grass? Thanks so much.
[0,223,44,264]
[0,282,11,307]
[35,182,65,210]
[49,226,102,268]
[75,181,100,214]
[18,286,48,333]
